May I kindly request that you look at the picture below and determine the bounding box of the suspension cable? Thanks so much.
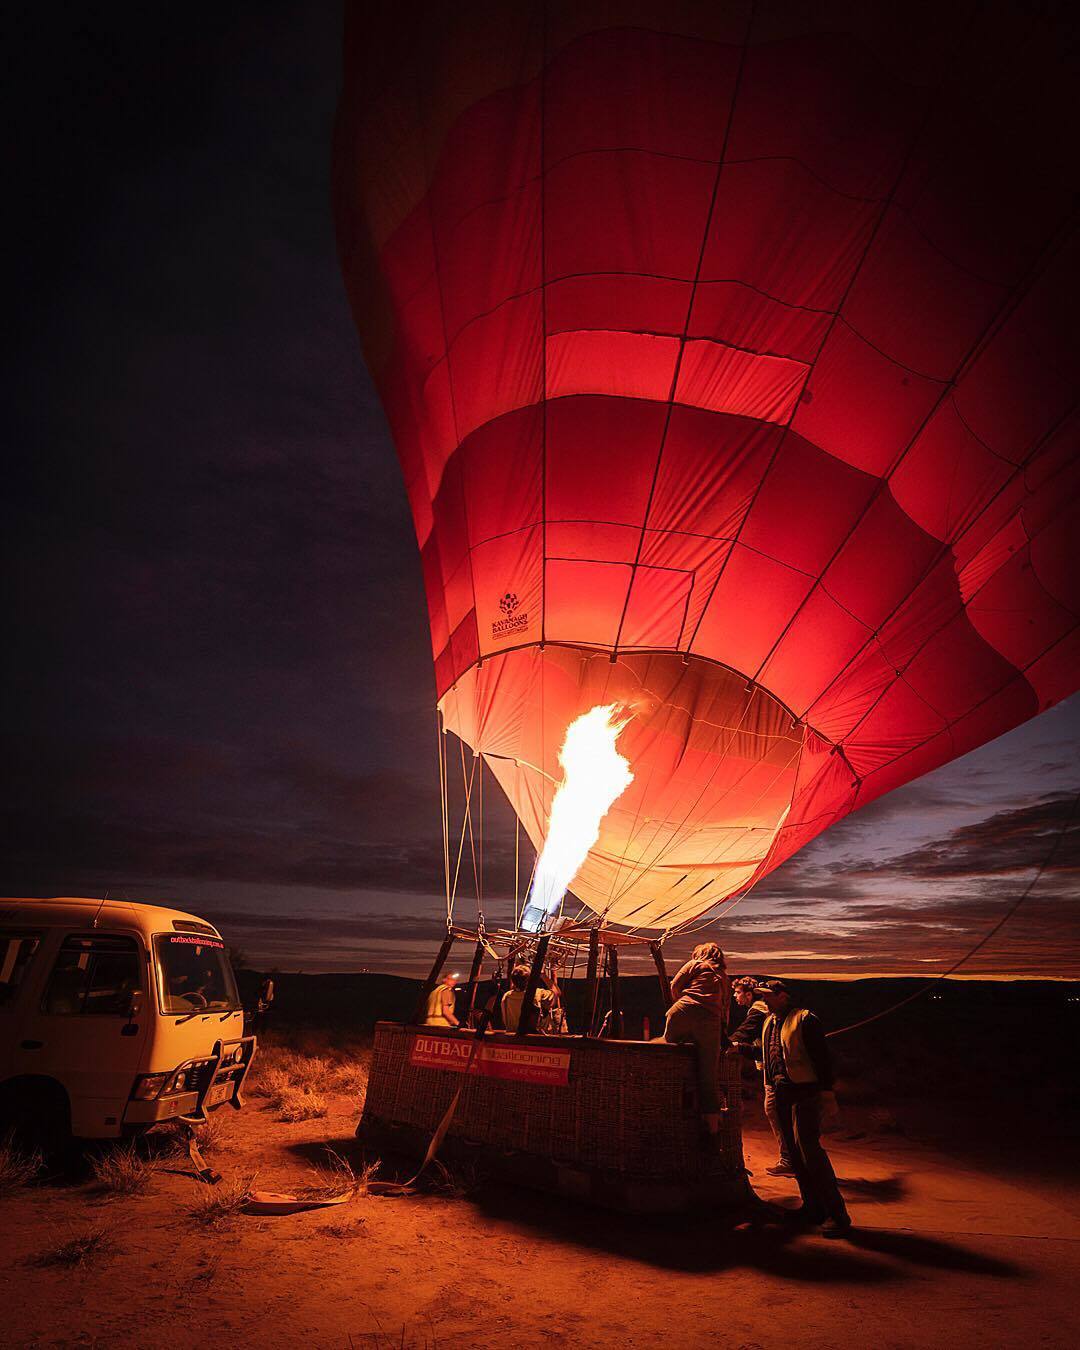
[448,743,478,921]
[438,708,451,925]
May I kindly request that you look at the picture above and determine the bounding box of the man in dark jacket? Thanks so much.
[757,980,851,1237]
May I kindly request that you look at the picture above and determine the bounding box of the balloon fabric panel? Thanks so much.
[335,1,1078,931]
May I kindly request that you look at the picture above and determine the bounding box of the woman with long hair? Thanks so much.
[663,942,731,1145]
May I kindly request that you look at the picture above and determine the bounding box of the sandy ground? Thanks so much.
[3,1073,1079,1349]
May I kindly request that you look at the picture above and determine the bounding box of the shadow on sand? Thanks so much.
[836,1173,908,1202]
[286,1137,1025,1285]
[844,1226,1023,1276]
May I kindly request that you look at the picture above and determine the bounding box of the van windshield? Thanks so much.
[154,933,240,1014]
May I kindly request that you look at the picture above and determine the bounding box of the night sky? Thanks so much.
[5,5,1077,978]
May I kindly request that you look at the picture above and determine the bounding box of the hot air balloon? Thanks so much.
[334,0,1079,958]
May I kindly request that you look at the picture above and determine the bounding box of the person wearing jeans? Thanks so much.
[732,977,794,1176]
[756,980,851,1238]
[663,943,731,1146]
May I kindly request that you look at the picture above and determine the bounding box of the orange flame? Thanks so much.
[522,704,634,930]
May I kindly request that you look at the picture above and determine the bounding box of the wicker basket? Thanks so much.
[359,1022,750,1212]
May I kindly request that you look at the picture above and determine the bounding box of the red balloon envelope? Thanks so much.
[334,2,1079,932]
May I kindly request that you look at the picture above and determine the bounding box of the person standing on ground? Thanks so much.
[423,970,461,1028]
[731,975,794,1177]
[663,943,731,1146]
[756,979,851,1237]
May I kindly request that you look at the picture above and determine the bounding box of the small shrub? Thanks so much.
[187,1172,256,1229]
[356,1157,381,1196]
[276,1088,328,1122]
[249,1040,369,1110]
[90,1142,154,1196]
[0,1133,42,1195]
[295,1147,378,1203]
[193,1110,231,1153]
[328,1058,369,1098]
[35,1226,116,1268]
[254,1065,295,1108]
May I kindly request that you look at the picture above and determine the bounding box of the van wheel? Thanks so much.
[0,1079,73,1165]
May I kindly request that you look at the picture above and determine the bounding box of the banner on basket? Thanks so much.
[409,1034,570,1086]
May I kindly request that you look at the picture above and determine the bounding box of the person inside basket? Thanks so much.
[731,975,794,1177]
[662,942,731,1147]
[756,979,851,1238]
[500,963,562,1033]
[423,970,461,1028]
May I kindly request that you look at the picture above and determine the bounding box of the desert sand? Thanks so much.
[3,1037,1078,1350]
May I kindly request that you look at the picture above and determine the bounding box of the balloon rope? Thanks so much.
[447,743,477,918]
[438,708,450,925]
[461,740,481,915]
[514,814,521,930]
[477,751,484,921]
[826,790,1080,1039]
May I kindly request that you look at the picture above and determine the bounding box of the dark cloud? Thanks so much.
[748,862,864,905]
[204,906,451,945]
[1,799,525,900]
[1,728,531,901]
[861,793,1080,881]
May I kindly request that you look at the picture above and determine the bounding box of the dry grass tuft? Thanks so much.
[193,1109,232,1152]
[330,1057,370,1098]
[0,1133,43,1195]
[356,1156,381,1195]
[153,1110,233,1166]
[187,1171,257,1228]
[425,1157,483,1200]
[249,1040,370,1118]
[295,1147,380,1203]
[34,1225,117,1268]
[276,1087,329,1122]
[255,1065,294,1106]
[90,1142,154,1196]
[349,1315,440,1349]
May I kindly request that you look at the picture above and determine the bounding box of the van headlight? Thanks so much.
[132,1073,169,1101]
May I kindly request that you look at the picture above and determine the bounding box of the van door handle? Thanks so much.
[20,1039,44,1050]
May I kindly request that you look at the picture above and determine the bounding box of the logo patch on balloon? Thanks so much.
[492,589,528,638]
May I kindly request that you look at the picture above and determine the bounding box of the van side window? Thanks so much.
[0,932,41,1008]
[42,936,141,1016]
